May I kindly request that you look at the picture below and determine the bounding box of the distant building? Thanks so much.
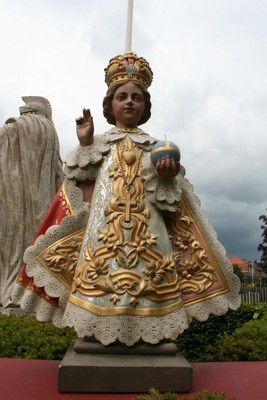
[229,256,249,273]
[230,256,267,284]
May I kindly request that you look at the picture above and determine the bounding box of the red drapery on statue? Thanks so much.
[16,186,72,307]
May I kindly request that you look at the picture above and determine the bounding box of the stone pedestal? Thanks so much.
[58,340,192,393]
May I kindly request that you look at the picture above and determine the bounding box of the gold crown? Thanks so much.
[104,52,153,88]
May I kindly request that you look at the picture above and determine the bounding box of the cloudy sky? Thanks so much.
[0,0,266,262]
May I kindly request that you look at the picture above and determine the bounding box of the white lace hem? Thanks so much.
[62,304,189,346]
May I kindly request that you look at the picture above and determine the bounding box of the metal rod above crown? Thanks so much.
[125,0,134,52]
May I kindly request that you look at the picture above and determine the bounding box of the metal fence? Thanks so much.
[240,280,267,303]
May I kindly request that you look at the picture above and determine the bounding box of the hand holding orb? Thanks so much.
[151,140,181,179]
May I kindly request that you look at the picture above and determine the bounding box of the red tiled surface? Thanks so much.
[0,358,266,400]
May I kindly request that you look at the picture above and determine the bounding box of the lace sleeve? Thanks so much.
[141,153,184,212]
[64,135,111,181]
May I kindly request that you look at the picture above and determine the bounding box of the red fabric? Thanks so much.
[35,185,72,235]
[16,186,72,307]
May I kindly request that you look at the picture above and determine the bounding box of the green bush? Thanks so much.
[208,310,267,362]
[176,303,267,362]
[0,314,76,359]
[134,388,238,400]
[1,303,267,362]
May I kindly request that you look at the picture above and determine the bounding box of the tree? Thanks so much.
[257,213,267,273]
[233,264,244,282]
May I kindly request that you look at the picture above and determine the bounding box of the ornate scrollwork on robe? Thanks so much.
[36,229,85,288]
[71,138,181,310]
[167,195,229,305]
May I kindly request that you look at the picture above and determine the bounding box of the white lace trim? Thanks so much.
[65,135,110,168]
[180,175,241,319]
[64,130,157,181]
[11,282,65,327]
[62,303,189,346]
[142,158,183,212]
[64,135,110,180]
[63,179,90,214]
[11,180,90,319]
[23,208,89,299]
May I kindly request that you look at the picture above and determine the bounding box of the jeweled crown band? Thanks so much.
[104,52,153,88]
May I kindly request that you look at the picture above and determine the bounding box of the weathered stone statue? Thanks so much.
[0,96,63,307]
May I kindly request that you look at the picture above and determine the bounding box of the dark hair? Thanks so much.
[102,80,151,126]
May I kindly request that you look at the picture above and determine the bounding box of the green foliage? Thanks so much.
[176,303,267,362]
[133,388,238,400]
[0,314,76,360]
[257,212,267,273]
[134,387,176,400]
[1,303,267,362]
[232,265,244,282]
[178,391,237,400]
[208,310,267,362]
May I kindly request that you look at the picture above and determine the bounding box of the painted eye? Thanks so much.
[133,95,143,102]
[115,94,123,101]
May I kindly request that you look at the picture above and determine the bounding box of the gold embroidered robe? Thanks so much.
[11,128,240,346]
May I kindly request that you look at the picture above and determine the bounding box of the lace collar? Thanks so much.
[105,127,157,149]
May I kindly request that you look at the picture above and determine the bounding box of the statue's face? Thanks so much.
[20,103,38,115]
[20,102,45,117]
[111,82,145,129]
